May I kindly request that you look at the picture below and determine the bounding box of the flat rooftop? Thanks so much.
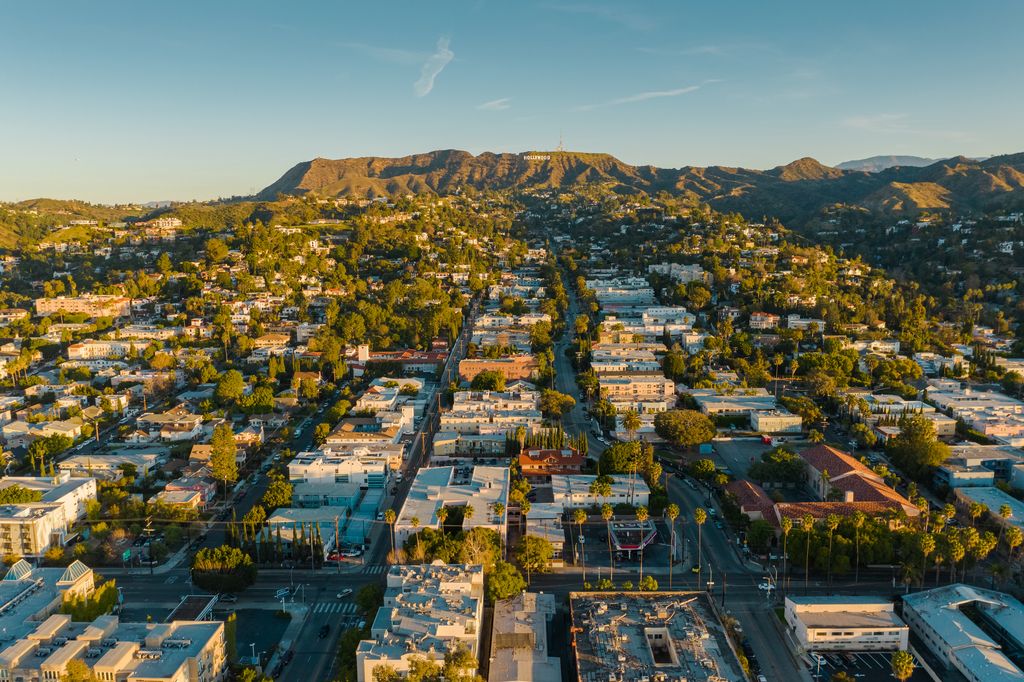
[570,592,745,682]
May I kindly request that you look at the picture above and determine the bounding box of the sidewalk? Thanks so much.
[264,602,310,672]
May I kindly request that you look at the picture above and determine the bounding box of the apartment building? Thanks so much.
[458,355,539,382]
[288,450,391,489]
[356,564,485,682]
[394,466,509,545]
[598,375,675,401]
[35,295,132,318]
[489,592,560,682]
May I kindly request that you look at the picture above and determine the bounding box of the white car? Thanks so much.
[757,582,774,591]
[336,588,353,598]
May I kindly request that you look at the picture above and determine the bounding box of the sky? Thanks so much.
[1,1,1023,203]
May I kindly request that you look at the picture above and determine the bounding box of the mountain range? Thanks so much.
[834,155,941,172]
[258,150,1024,224]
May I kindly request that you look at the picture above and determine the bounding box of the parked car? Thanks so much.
[219,593,238,603]
[336,589,353,598]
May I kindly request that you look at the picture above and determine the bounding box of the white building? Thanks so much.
[356,564,485,682]
[489,592,560,682]
[751,410,803,433]
[395,466,509,545]
[550,474,649,510]
[903,584,1024,682]
[784,596,909,652]
[288,450,391,489]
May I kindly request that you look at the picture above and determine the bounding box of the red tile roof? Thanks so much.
[725,480,774,516]
[800,444,869,479]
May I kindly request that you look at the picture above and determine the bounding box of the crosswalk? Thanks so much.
[361,565,387,575]
[312,601,361,615]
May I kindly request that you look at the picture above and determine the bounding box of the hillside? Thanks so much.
[257,150,1024,224]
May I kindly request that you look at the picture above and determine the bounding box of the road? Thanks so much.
[552,270,605,458]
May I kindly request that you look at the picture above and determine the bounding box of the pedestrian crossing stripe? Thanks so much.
[362,565,387,574]
[313,602,359,614]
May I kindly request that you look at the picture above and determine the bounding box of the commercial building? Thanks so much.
[0,475,97,556]
[459,356,540,382]
[356,564,485,682]
[550,474,649,510]
[394,466,509,545]
[569,592,745,682]
[689,388,777,416]
[953,486,1024,536]
[784,596,909,652]
[489,592,560,682]
[750,409,803,433]
[903,584,1024,682]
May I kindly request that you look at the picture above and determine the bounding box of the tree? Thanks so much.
[573,508,587,584]
[781,516,793,589]
[385,509,398,562]
[215,369,245,405]
[666,503,680,588]
[313,422,331,446]
[830,672,856,682]
[920,533,935,588]
[1006,526,1023,562]
[801,514,815,588]
[515,535,554,583]
[209,423,238,496]
[191,545,256,592]
[887,414,950,480]
[487,560,527,603]
[470,370,506,391]
[852,510,865,584]
[694,507,707,589]
[0,484,43,504]
[825,514,839,584]
[261,474,292,510]
[61,659,96,682]
[638,575,659,591]
[653,410,716,448]
[622,410,641,441]
[540,389,576,419]
[891,650,915,682]
[690,458,716,480]
[602,503,615,583]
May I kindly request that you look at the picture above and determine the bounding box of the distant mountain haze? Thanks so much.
[257,149,1024,224]
[835,156,942,172]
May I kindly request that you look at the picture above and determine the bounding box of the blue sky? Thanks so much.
[1,1,1022,203]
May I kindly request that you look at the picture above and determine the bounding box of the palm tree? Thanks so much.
[436,505,449,531]
[694,507,707,590]
[948,539,965,584]
[464,504,475,527]
[636,505,650,582]
[999,503,1013,541]
[520,500,531,536]
[825,514,839,585]
[410,516,421,563]
[666,503,680,589]
[492,503,506,557]
[1006,526,1023,563]
[920,533,935,588]
[384,509,397,563]
[851,511,865,584]
[573,508,587,583]
[801,514,815,589]
[780,516,793,591]
[969,502,987,528]
[601,503,615,583]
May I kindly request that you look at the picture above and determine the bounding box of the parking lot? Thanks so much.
[809,651,930,681]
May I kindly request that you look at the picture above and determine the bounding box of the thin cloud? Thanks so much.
[545,3,654,31]
[842,113,967,139]
[339,41,424,66]
[477,97,511,111]
[414,37,454,97]
[574,81,715,111]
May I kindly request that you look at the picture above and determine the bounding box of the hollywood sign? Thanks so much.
[522,154,551,161]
